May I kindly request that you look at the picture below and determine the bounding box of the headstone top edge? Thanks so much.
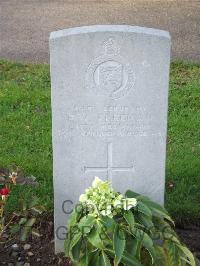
[49,25,171,41]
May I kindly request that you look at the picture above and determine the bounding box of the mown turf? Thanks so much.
[166,61,200,223]
[0,59,199,223]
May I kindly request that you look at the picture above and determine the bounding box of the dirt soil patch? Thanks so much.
[0,214,200,265]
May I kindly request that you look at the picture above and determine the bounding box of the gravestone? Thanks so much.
[50,25,171,252]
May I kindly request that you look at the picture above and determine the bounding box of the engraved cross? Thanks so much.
[84,143,134,182]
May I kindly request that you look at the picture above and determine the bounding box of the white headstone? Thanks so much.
[50,25,171,252]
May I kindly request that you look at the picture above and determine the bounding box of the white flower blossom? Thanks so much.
[123,198,137,211]
[92,176,103,188]
[101,210,107,216]
[79,177,137,217]
[113,199,122,209]
[79,194,87,202]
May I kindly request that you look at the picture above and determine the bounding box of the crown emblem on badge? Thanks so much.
[103,38,120,56]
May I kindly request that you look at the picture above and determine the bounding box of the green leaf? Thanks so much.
[19,217,36,241]
[123,210,135,231]
[163,232,180,244]
[180,256,192,266]
[126,190,167,215]
[25,217,36,227]
[64,237,71,257]
[96,220,110,244]
[113,224,126,266]
[101,215,116,231]
[99,251,111,266]
[20,226,31,241]
[106,249,142,266]
[19,199,27,212]
[164,240,180,266]
[80,252,89,266]
[137,201,152,218]
[30,205,45,215]
[154,245,167,266]
[68,206,83,227]
[132,228,156,263]
[136,213,154,230]
[68,210,78,227]
[9,224,20,234]
[69,232,82,261]
[143,200,168,215]
[125,190,174,225]
[19,217,27,225]
[178,244,196,266]
[88,227,104,249]
[89,250,100,265]
[78,214,96,234]
[151,207,174,225]
[126,235,141,258]
[70,231,82,249]
[153,216,173,233]
[71,238,82,262]
[141,199,174,225]
[125,190,140,198]
[13,211,22,217]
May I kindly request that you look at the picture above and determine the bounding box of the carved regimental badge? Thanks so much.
[86,38,135,100]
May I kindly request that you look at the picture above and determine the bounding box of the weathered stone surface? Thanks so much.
[50,25,171,252]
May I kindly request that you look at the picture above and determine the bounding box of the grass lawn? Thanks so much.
[0,59,199,224]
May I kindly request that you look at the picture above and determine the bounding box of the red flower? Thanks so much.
[0,187,10,196]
